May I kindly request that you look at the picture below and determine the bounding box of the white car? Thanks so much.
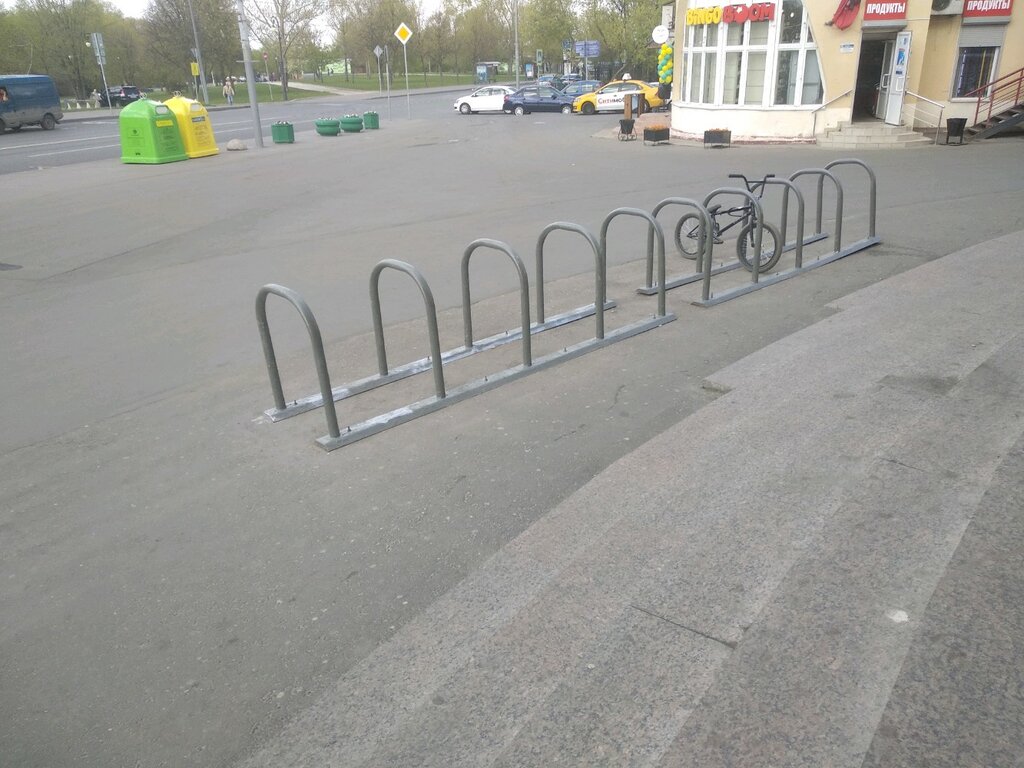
[454,85,516,114]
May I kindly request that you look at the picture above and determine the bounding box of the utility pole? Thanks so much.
[186,0,210,103]
[233,0,264,148]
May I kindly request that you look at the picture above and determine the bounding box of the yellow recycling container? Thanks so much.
[163,95,219,158]
[119,100,188,165]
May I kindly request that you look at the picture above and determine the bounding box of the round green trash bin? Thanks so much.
[271,122,294,143]
[363,111,380,130]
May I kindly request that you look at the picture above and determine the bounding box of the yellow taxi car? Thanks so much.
[572,80,665,115]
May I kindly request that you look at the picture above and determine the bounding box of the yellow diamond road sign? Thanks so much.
[394,22,412,45]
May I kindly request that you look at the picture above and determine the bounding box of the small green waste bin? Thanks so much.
[119,100,187,165]
[271,122,294,143]
[363,111,380,130]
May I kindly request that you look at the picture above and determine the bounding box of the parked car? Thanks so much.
[0,74,63,131]
[561,80,602,98]
[503,85,575,116]
[454,85,516,114]
[100,85,142,107]
[572,79,665,115]
[537,74,566,91]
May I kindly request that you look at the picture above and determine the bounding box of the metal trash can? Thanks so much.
[363,111,379,130]
[946,117,967,145]
[271,121,294,143]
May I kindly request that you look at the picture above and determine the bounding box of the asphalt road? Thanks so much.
[0,87,464,173]
[1,105,1023,767]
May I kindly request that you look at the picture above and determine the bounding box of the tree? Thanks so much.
[145,0,241,93]
[246,0,327,99]
[520,0,574,75]
[581,0,659,80]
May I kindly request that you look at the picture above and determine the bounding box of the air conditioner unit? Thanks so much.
[932,0,964,15]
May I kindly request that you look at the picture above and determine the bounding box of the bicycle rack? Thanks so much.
[821,159,881,255]
[259,224,675,451]
[635,198,745,297]
[536,222,616,340]
[780,175,829,254]
[692,188,768,307]
[264,234,613,423]
[766,177,808,269]
[462,239,532,368]
[256,284,341,441]
[599,207,669,318]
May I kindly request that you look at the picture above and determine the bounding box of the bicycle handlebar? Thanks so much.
[727,172,776,194]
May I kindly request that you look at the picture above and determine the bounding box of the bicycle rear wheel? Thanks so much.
[673,212,707,260]
[736,220,783,273]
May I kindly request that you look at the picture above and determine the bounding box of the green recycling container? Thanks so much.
[363,111,379,130]
[271,121,294,143]
[119,100,187,165]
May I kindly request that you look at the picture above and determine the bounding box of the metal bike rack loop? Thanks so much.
[764,178,807,269]
[599,207,668,318]
[256,284,341,439]
[462,239,532,368]
[635,198,744,297]
[693,188,766,306]
[822,158,881,253]
[370,259,446,399]
[791,168,844,257]
[536,222,610,339]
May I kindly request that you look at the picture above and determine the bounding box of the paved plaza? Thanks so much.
[1,112,1023,766]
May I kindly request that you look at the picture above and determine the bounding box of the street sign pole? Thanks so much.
[385,45,392,120]
[374,45,383,93]
[394,23,413,119]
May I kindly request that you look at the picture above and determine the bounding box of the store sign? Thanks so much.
[685,3,776,25]
[963,0,1013,16]
[863,1,907,20]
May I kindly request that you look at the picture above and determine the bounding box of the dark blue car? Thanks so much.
[502,85,574,116]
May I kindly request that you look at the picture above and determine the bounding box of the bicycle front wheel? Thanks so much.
[673,212,706,260]
[736,220,783,273]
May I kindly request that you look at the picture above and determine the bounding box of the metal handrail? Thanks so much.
[903,90,944,145]
[811,88,853,136]
[966,66,1024,124]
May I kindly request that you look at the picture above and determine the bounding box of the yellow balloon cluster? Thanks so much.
[658,43,673,84]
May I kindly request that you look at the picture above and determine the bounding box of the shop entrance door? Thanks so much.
[883,31,912,125]
[873,40,895,120]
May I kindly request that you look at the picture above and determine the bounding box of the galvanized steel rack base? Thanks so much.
[316,313,674,451]
[263,299,616,423]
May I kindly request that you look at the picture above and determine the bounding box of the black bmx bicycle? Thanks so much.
[674,173,783,272]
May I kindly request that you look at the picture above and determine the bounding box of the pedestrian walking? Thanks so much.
[222,79,235,106]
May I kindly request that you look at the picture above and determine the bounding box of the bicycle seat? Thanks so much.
[707,204,722,215]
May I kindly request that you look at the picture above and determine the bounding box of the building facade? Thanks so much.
[669,0,1023,140]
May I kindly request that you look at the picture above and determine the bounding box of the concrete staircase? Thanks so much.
[817,119,932,149]
[239,234,1024,768]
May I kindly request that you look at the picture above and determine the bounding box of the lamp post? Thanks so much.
[513,0,520,87]
[86,34,113,112]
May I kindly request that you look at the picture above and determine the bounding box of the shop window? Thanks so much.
[681,0,820,108]
[746,52,767,104]
[724,52,743,104]
[802,50,822,103]
[779,0,803,44]
[702,55,718,103]
[775,50,799,105]
[954,47,998,97]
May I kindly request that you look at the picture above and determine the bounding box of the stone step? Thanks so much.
[240,235,1024,768]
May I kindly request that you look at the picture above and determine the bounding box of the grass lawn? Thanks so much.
[314,72,478,91]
